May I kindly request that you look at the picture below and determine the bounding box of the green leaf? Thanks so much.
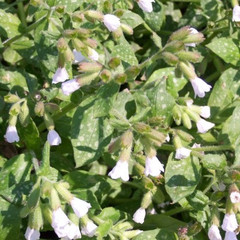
[0,197,21,239]
[121,10,144,29]
[71,99,113,167]
[112,36,138,65]
[186,190,209,210]
[3,47,22,64]
[97,207,121,224]
[206,38,240,66]
[96,219,113,238]
[0,9,22,38]
[0,153,33,204]
[55,0,82,12]
[133,229,178,240]
[201,154,227,170]
[165,154,201,203]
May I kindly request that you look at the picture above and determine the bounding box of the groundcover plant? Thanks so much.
[2,0,240,239]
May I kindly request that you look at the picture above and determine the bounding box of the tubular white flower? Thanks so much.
[52,67,69,84]
[81,220,97,237]
[144,156,164,177]
[108,159,129,181]
[232,6,240,22]
[185,27,198,47]
[89,48,99,61]
[137,0,155,13]
[133,208,146,224]
[103,14,120,32]
[200,106,211,118]
[24,227,40,240]
[208,224,222,240]
[73,49,86,64]
[230,191,240,204]
[61,79,81,96]
[225,231,237,240]
[70,197,91,218]
[4,125,19,143]
[175,147,191,159]
[47,129,62,146]
[190,77,212,98]
[221,213,238,232]
[196,118,215,133]
[65,222,81,239]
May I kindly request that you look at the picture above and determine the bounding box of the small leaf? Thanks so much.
[201,154,227,170]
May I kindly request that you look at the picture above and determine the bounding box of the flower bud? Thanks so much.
[121,23,133,35]
[34,101,45,117]
[172,105,182,125]
[19,100,30,127]
[176,51,201,63]
[85,10,104,22]
[50,188,61,210]
[72,11,85,22]
[54,182,73,202]
[182,112,192,129]
[43,112,54,130]
[162,52,179,66]
[163,40,184,52]
[125,66,140,81]
[175,129,194,142]
[72,38,87,52]
[29,205,43,230]
[108,57,121,69]
[169,26,191,41]
[57,38,68,52]
[78,62,102,72]
[145,129,166,147]
[183,32,205,45]
[121,130,133,148]
[100,69,112,82]
[115,73,127,84]
[27,180,41,211]
[9,102,20,116]
[77,71,100,86]
[112,27,123,39]
[56,5,65,14]
[83,38,98,49]
[4,93,20,103]
[178,61,197,80]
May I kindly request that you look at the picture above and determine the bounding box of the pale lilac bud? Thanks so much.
[200,106,211,118]
[144,156,164,177]
[24,227,40,240]
[4,125,20,143]
[221,213,238,232]
[190,77,212,98]
[230,191,240,204]
[232,6,240,22]
[208,224,222,240]
[81,220,97,237]
[61,79,80,96]
[47,129,62,146]
[70,197,91,218]
[52,67,69,84]
[185,28,198,47]
[137,0,155,13]
[175,147,191,159]
[103,14,120,32]
[196,119,215,133]
[108,160,129,181]
[133,208,146,224]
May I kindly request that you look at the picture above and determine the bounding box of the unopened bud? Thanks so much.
[182,112,192,129]
[114,221,134,231]
[134,122,151,132]
[183,32,205,44]
[173,135,183,149]
[19,100,30,127]
[178,61,196,80]
[145,129,166,147]
[78,62,102,72]
[30,0,42,7]
[9,103,20,116]
[63,46,74,62]
[56,5,65,14]
[103,1,112,13]
[83,38,98,48]
[229,170,240,182]
[141,191,152,209]
[77,71,99,87]
[169,26,191,41]
[54,182,73,202]
[35,101,45,117]
[45,103,59,113]
[43,112,54,130]
[142,176,154,190]
[121,23,133,35]
[175,129,194,142]
[162,52,179,66]
[4,93,20,103]
[27,182,41,210]
[57,38,68,52]
[50,188,61,210]
[100,69,111,82]
[121,130,133,148]
[72,11,85,22]
[85,10,104,21]
[108,57,121,69]
[173,105,182,125]
[75,28,91,38]
[115,73,127,84]
[72,38,87,52]
[176,51,201,63]
[185,108,200,122]
[41,204,52,224]
[123,230,143,238]
[29,205,43,230]
[125,66,140,81]
[112,27,123,39]
[133,162,145,175]
[108,136,122,153]
[119,146,131,162]
[163,40,184,52]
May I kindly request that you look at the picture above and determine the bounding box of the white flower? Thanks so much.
[144,156,164,177]
[73,49,86,63]
[61,79,80,96]
[24,227,40,240]
[190,77,212,98]
[196,118,215,133]
[185,27,198,47]
[66,222,81,239]
[103,14,120,32]
[81,220,97,237]
[133,208,146,224]
[225,231,238,240]
[137,0,155,13]
[52,208,71,237]
[175,147,191,159]
[108,160,129,181]
[230,191,240,204]
[232,6,240,22]
[200,106,211,118]
[212,182,226,192]
[208,224,222,240]
[70,197,91,218]
[89,48,99,61]
[221,213,238,232]
[47,129,61,146]
[4,125,19,143]
[52,67,69,84]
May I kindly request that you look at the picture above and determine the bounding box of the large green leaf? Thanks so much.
[133,229,177,240]
[201,154,227,170]
[121,10,144,29]
[165,154,201,203]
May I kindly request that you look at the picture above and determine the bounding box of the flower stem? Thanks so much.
[18,1,27,28]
